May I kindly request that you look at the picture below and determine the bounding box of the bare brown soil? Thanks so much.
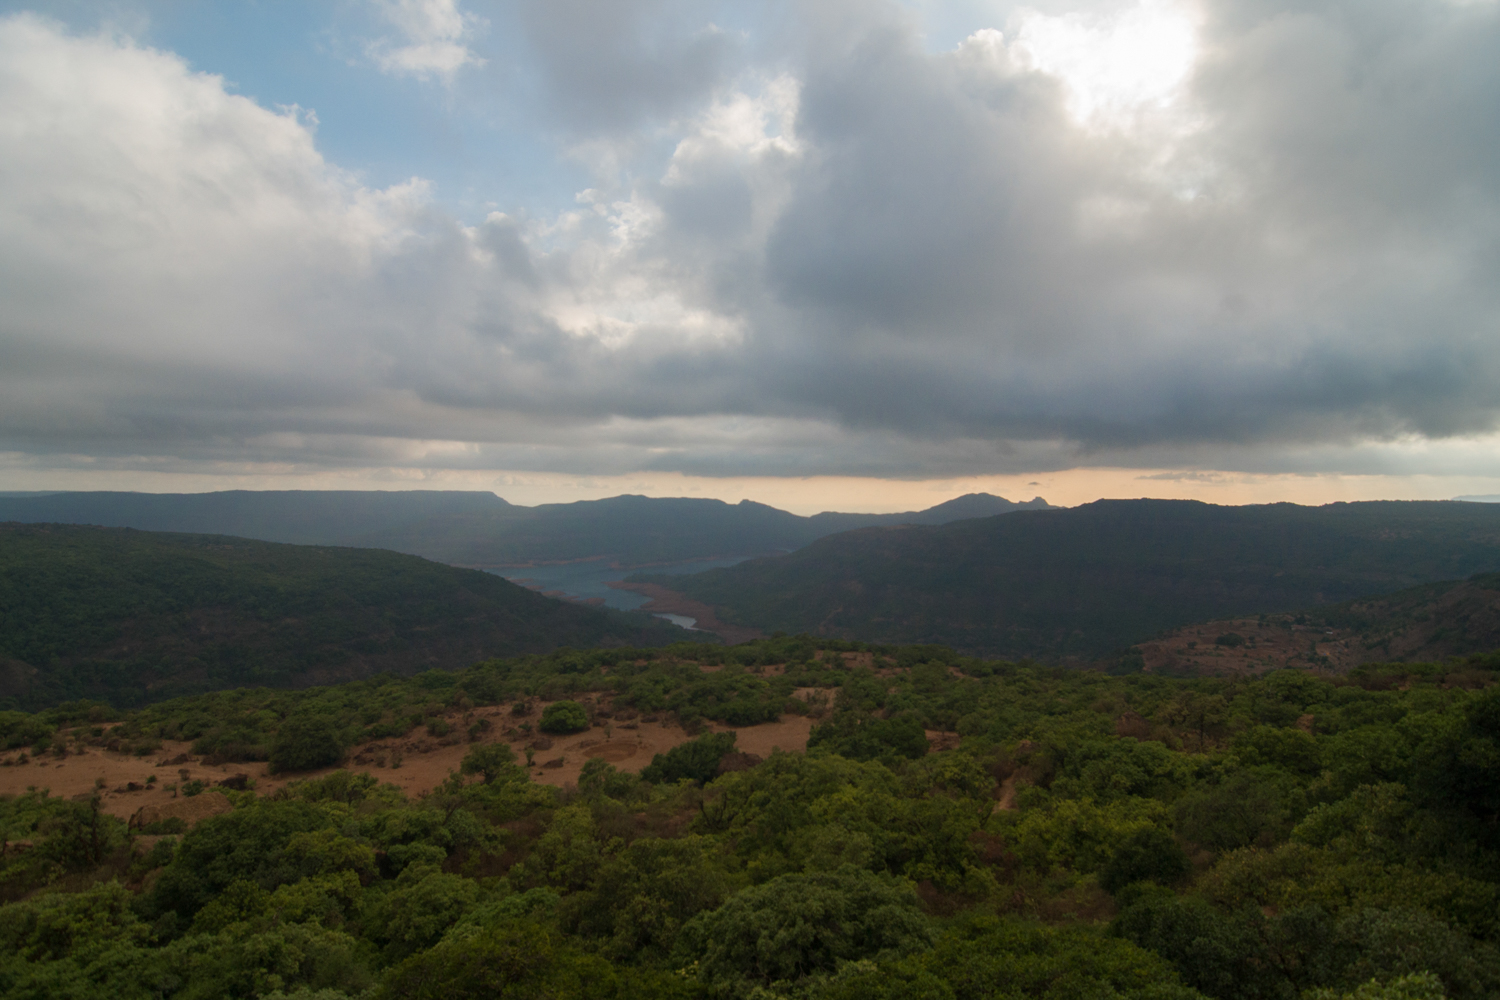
[131,791,233,829]
[925,730,961,753]
[607,582,763,644]
[995,774,1019,812]
[0,696,818,826]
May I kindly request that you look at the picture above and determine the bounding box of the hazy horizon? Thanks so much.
[3,1,1498,510]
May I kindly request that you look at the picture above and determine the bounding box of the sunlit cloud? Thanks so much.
[2,1,1499,505]
[1009,0,1200,130]
[365,0,485,81]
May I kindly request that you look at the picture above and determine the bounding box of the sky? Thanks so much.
[1,0,1498,515]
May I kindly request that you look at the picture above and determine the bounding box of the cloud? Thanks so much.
[366,0,485,81]
[2,2,1500,485]
[509,0,738,132]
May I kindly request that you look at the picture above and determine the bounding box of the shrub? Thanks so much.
[673,867,932,995]
[641,732,737,785]
[1100,827,1191,894]
[268,716,344,774]
[807,710,929,762]
[539,701,589,734]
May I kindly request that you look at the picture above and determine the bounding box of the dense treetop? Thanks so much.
[0,635,1495,999]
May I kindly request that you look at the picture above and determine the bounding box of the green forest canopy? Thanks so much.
[0,523,681,710]
[0,634,1496,999]
[643,499,1500,659]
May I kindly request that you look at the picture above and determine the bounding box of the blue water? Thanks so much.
[486,555,751,611]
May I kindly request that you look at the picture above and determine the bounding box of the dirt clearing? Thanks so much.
[0,700,819,823]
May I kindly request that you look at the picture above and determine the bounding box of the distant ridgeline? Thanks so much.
[640,499,1500,661]
[0,489,1052,568]
[0,523,683,710]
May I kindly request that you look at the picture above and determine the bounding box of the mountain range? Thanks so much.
[0,490,1051,568]
[639,498,1500,660]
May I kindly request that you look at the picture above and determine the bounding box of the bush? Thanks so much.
[717,700,782,726]
[1233,725,1322,776]
[1100,827,1191,894]
[268,716,344,774]
[807,710,929,762]
[640,732,737,785]
[459,743,521,785]
[376,922,629,1000]
[672,866,932,995]
[539,701,589,734]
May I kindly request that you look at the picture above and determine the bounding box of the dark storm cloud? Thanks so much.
[1,1,1499,480]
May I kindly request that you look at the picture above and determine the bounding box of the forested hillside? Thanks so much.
[645,499,1500,659]
[362,492,1053,567]
[0,637,1494,999]
[0,491,507,546]
[0,490,1050,568]
[1137,572,1500,676]
[0,524,680,709]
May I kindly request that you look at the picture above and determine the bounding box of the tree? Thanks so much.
[1100,827,1191,894]
[269,716,344,774]
[1233,725,1322,776]
[807,710,929,762]
[145,799,331,923]
[376,922,619,1000]
[1307,973,1448,1000]
[368,865,481,961]
[640,731,737,785]
[539,701,589,734]
[459,743,519,785]
[565,835,736,961]
[820,913,1204,1000]
[673,866,932,995]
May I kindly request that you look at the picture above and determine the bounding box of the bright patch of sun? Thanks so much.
[1010,0,1200,131]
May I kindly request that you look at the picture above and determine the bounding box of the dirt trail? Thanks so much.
[995,774,1019,811]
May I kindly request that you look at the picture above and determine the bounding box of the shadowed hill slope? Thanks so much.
[0,490,1051,568]
[1135,572,1500,676]
[361,492,1054,567]
[0,523,682,710]
[0,490,506,545]
[1319,571,1500,663]
[644,499,1500,659]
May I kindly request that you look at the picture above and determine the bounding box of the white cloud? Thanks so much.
[2,3,1500,488]
[1008,0,1201,131]
[366,0,485,81]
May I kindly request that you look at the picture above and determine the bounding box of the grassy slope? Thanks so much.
[650,499,1500,659]
[0,523,682,709]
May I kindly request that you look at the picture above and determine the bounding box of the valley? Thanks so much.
[2,491,1500,1000]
